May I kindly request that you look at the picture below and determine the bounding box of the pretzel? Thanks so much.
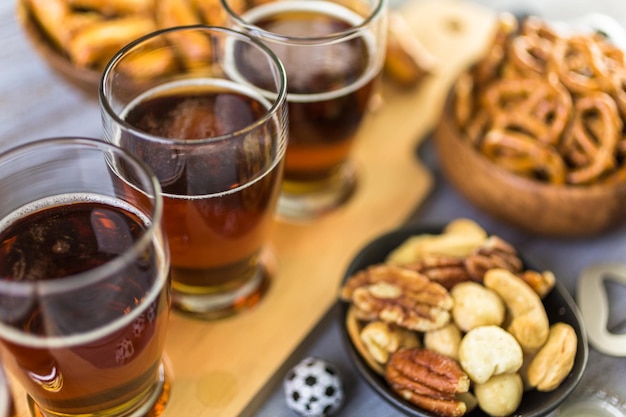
[519,16,560,41]
[480,77,541,111]
[452,70,494,146]
[611,72,626,120]
[463,110,493,147]
[481,75,572,146]
[453,71,476,129]
[25,0,74,51]
[601,161,626,185]
[471,12,518,88]
[551,35,615,95]
[22,0,230,71]
[562,92,622,184]
[454,14,626,187]
[500,16,560,80]
[596,35,626,76]
[508,35,554,77]
[68,0,153,16]
[480,128,567,184]
[67,16,157,69]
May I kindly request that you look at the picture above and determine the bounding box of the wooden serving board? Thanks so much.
[8,1,497,416]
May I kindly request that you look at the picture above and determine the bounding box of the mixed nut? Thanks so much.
[340,218,578,417]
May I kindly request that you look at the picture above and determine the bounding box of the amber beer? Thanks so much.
[0,194,169,416]
[240,1,382,188]
[120,80,283,306]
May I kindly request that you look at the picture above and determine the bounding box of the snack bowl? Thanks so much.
[15,0,227,95]
[434,96,626,237]
[16,0,101,93]
[339,222,588,417]
[432,12,626,238]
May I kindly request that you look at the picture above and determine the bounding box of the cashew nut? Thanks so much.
[527,322,577,391]
[483,268,549,353]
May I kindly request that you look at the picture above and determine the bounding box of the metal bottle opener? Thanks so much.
[576,262,626,357]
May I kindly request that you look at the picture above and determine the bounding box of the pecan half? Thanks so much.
[465,236,523,281]
[341,265,453,332]
[407,255,475,289]
[386,348,469,417]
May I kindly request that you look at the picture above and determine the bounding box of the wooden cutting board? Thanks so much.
[8,1,497,416]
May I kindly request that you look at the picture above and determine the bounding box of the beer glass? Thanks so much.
[0,365,11,417]
[100,26,289,318]
[0,138,171,417]
[222,0,388,219]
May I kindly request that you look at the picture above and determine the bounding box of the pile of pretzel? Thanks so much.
[453,13,626,185]
[21,0,230,71]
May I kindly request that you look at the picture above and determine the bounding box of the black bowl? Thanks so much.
[339,224,589,417]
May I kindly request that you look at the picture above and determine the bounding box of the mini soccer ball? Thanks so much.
[283,357,344,417]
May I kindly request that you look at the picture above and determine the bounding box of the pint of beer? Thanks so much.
[0,138,170,417]
[100,26,289,318]
[222,0,388,219]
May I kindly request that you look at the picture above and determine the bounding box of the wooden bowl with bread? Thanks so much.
[16,0,101,93]
[16,0,228,94]
[434,13,626,237]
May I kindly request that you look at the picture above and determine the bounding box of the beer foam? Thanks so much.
[0,193,150,231]
[0,193,169,349]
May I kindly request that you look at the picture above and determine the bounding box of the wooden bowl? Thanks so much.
[434,94,626,237]
[16,1,101,95]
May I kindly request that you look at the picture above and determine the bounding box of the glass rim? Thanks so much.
[99,24,288,147]
[0,137,164,296]
[220,0,387,45]
[0,366,8,417]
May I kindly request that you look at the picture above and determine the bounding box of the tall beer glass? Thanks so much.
[0,138,170,417]
[222,0,388,219]
[100,26,288,319]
